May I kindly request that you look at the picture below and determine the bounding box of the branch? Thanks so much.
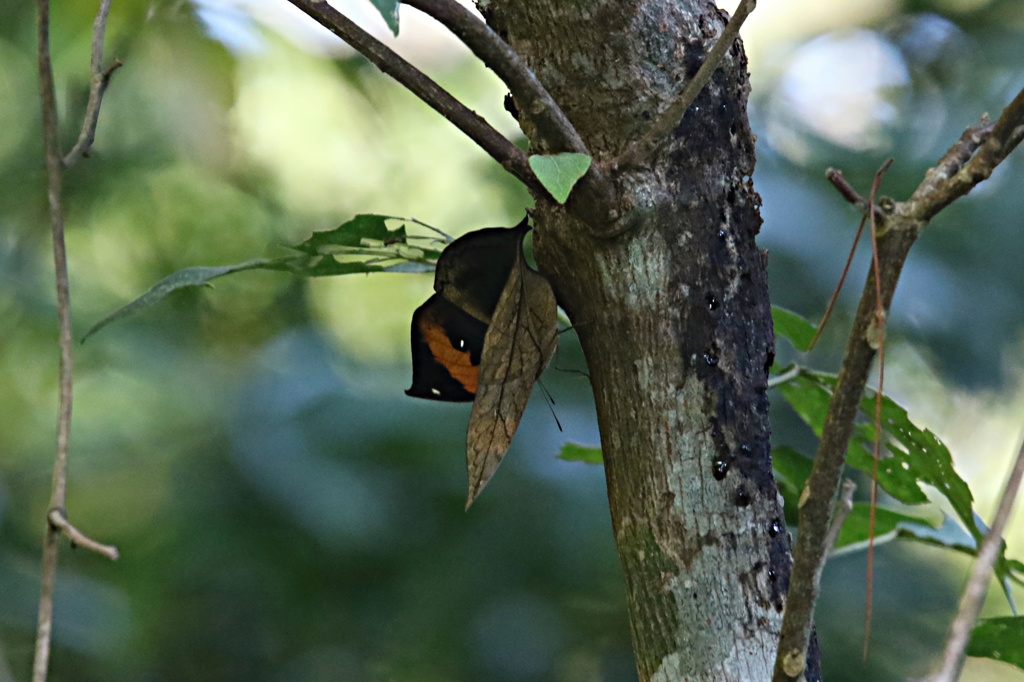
[402,0,585,155]
[285,0,544,197]
[825,168,887,222]
[823,479,856,553]
[923,433,1024,682]
[33,0,119,680]
[772,84,1024,682]
[909,86,1024,223]
[400,0,619,230]
[62,0,121,167]
[615,0,756,169]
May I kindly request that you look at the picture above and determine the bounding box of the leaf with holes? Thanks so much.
[778,369,1023,599]
[292,214,404,255]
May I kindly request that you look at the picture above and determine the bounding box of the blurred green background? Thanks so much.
[1,0,1023,680]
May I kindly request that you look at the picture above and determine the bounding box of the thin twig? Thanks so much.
[33,0,119,679]
[402,0,586,155]
[825,168,887,222]
[399,0,619,229]
[48,509,120,561]
[285,0,544,197]
[773,86,1024,681]
[767,365,801,389]
[34,0,73,677]
[807,210,866,351]
[823,479,857,552]
[62,0,121,167]
[615,0,756,169]
[923,433,1024,682]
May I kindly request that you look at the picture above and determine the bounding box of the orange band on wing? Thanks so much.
[421,320,480,395]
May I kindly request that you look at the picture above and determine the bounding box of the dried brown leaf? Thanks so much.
[465,248,557,508]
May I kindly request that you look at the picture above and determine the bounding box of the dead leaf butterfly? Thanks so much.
[405,293,487,402]
[406,217,529,402]
[405,217,557,507]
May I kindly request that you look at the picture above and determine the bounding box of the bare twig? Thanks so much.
[909,87,1024,223]
[62,0,121,167]
[403,0,585,155]
[33,0,119,680]
[48,509,120,561]
[399,0,619,229]
[773,84,1024,682]
[767,364,801,389]
[615,0,756,169]
[825,168,887,221]
[808,210,866,351]
[34,2,74,679]
[285,0,544,197]
[923,433,1024,682]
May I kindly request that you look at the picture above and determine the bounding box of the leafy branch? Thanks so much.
[773,84,1024,681]
[926,432,1024,682]
[82,215,450,341]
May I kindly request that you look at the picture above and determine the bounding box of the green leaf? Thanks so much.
[968,617,1024,671]
[81,261,272,342]
[854,385,977,534]
[368,0,400,36]
[772,445,813,492]
[777,373,937,507]
[84,215,446,340]
[771,306,817,352]
[528,153,592,204]
[557,442,603,464]
[778,369,1022,602]
[771,446,812,524]
[292,214,404,255]
[831,503,936,552]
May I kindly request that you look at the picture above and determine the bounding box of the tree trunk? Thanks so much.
[482,1,821,679]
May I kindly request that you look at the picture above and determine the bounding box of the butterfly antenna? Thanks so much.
[537,379,563,432]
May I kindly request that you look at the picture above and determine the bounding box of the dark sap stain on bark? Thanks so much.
[683,38,706,80]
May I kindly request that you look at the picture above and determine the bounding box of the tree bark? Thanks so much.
[482,1,820,679]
